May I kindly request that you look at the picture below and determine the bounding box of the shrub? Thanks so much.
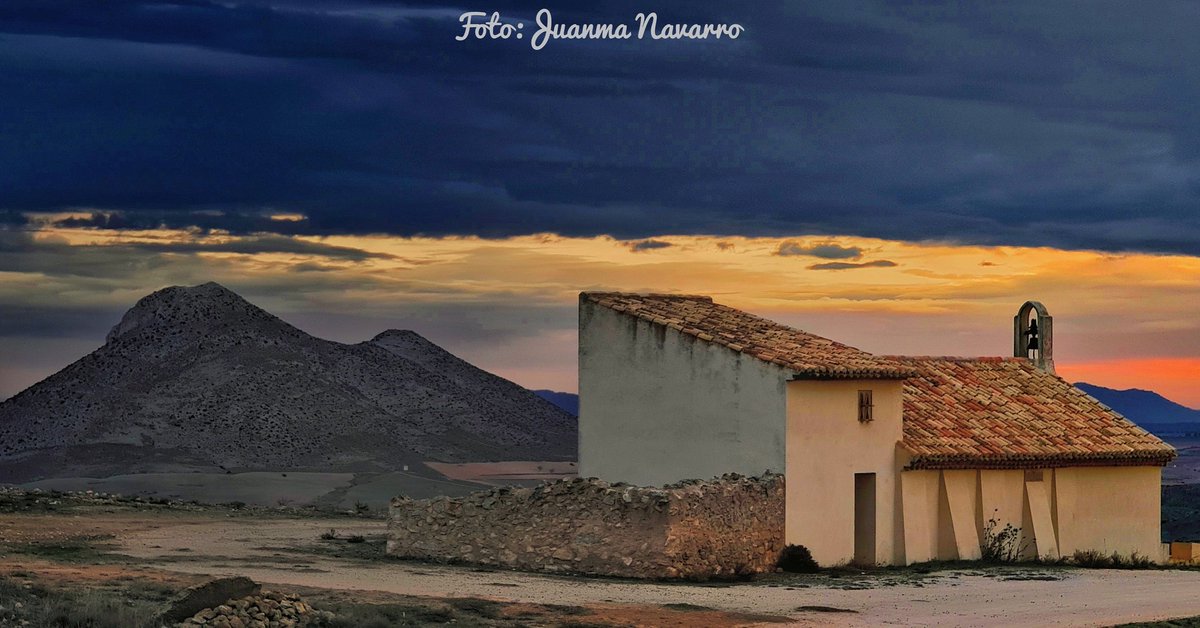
[777,544,819,573]
[1072,550,1154,569]
[1072,549,1105,567]
[981,511,1026,563]
[1113,551,1153,569]
[319,529,337,540]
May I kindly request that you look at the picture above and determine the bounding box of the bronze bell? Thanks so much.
[1026,319,1039,351]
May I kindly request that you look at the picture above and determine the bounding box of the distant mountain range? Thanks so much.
[0,282,576,482]
[1075,382,1200,435]
[533,390,579,416]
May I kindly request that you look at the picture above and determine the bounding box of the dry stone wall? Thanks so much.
[387,473,784,580]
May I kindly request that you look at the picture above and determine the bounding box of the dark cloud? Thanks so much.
[627,239,673,252]
[0,211,27,226]
[776,241,863,259]
[808,260,898,271]
[1,2,1200,254]
[0,303,123,339]
[51,211,313,235]
[132,235,393,261]
[1,224,388,261]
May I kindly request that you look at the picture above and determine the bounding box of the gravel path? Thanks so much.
[119,517,1200,627]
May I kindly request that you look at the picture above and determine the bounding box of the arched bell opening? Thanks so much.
[1013,301,1054,373]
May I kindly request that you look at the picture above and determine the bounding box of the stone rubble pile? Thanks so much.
[175,591,334,628]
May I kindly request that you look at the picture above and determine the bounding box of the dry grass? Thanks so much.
[0,575,162,628]
[1070,550,1155,569]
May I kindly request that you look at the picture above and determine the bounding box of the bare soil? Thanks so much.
[425,461,578,485]
[4,505,1200,627]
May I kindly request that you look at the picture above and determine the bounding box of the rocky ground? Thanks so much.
[2,487,1200,627]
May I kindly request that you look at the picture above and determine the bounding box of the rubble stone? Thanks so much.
[387,473,784,580]
[173,591,333,628]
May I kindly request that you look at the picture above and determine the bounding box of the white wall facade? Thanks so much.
[578,300,790,486]
[898,466,1163,564]
[785,379,904,566]
[1053,466,1163,559]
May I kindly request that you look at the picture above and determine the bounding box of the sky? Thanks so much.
[2,2,1200,407]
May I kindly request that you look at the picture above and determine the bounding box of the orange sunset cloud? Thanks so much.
[2,224,1199,407]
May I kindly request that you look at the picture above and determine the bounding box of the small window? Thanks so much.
[858,390,874,423]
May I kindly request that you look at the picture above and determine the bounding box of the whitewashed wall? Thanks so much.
[898,466,1164,564]
[578,300,790,486]
[786,379,905,566]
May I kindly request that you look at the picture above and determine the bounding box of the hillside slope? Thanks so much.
[0,283,576,482]
[533,390,579,416]
[1076,382,1200,430]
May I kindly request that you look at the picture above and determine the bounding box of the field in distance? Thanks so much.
[14,460,576,510]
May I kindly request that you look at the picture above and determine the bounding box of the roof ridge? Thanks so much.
[583,292,917,379]
[581,291,713,302]
[884,355,1030,363]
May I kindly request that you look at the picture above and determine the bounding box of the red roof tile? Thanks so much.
[583,293,1175,468]
[891,357,1176,469]
[582,292,916,379]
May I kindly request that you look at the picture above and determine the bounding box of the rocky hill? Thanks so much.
[0,283,576,482]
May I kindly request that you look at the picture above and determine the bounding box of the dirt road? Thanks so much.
[112,516,1200,627]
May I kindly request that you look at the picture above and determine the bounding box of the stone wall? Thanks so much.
[387,473,784,580]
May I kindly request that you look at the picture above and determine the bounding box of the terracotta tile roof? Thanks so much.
[892,356,1177,469]
[582,292,916,379]
[583,293,1174,468]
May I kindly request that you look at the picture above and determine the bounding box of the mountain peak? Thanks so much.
[369,329,453,360]
[369,329,440,347]
[193,280,233,292]
[372,329,424,341]
[1,283,576,480]
[135,281,239,303]
[105,281,273,343]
